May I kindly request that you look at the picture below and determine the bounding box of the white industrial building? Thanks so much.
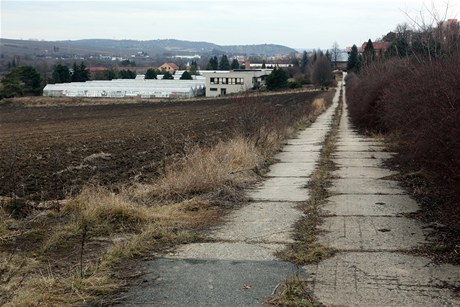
[43,69,272,99]
[201,69,272,97]
[43,79,205,99]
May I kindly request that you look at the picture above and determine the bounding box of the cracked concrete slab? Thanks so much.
[332,166,397,179]
[212,202,299,243]
[265,162,316,177]
[121,258,302,307]
[330,178,405,195]
[323,194,420,216]
[304,252,460,307]
[273,151,320,163]
[281,144,323,152]
[335,144,386,152]
[334,158,383,167]
[170,242,284,261]
[317,216,429,250]
[286,139,322,145]
[332,151,394,159]
[248,177,309,202]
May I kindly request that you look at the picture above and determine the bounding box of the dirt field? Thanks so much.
[0,91,321,201]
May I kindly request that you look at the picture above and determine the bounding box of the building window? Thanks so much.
[210,77,215,84]
[210,88,218,91]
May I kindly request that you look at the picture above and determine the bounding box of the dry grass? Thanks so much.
[311,98,327,116]
[0,137,259,305]
[133,136,261,202]
[268,273,323,307]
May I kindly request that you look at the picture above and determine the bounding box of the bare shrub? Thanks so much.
[346,53,460,230]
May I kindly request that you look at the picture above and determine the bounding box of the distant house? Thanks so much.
[360,41,390,57]
[159,63,180,74]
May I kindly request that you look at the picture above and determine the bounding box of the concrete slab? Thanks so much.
[332,151,394,160]
[304,252,460,307]
[335,144,386,152]
[330,178,405,195]
[213,202,300,243]
[286,139,322,145]
[334,158,383,167]
[274,151,320,163]
[265,163,317,177]
[318,216,429,250]
[248,177,309,202]
[170,242,284,261]
[323,194,420,216]
[332,166,397,179]
[121,258,303,307]
[337,138,382,144]
[282,144,323,152]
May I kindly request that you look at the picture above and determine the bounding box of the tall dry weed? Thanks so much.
[144,137,260,201]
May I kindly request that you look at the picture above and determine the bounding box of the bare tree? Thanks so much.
[330,41,340,70]
[312,56,333,88]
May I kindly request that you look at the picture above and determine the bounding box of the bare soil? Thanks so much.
[0,91,320,201]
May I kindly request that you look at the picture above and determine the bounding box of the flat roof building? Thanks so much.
[201,69,272,97]
[43,79,205,99]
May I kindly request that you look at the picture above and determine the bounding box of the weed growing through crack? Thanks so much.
[268,272,324,307]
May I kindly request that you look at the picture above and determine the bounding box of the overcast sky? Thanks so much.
[1,0,458,49]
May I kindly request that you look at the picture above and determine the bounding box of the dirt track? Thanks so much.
[0,91,321,201]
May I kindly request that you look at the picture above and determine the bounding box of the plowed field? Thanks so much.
[0,91,320,200]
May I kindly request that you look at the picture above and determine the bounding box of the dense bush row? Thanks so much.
[346,53,460,228]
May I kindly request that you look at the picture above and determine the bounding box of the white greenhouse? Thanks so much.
[43,79,206,99]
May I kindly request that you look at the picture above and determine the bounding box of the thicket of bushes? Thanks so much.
[346,53,460,229]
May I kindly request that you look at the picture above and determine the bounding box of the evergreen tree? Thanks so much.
[103,69,117,80]
[364,39,375,64]
[347,44,359,72]
[162,71,174,79]
[190,60,199,75]
[300,51,309,73]
[119,69,136,79]
[180,71,193,80]
[145,68,157,79]
[262,60,266,68]
[266,67,288,90]
[0,66,42,98]
[230,58,240,70]
[206,56,218,70]
[71,62,90,82]
[219,55,230,70]
[52,64,71,83]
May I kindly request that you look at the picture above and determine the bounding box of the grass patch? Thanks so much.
[137,136,261,202]
[267,273,323,307]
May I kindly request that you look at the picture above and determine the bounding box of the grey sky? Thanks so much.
[1,0,458,49]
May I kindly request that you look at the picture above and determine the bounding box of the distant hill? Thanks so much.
[0,38,296,57]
